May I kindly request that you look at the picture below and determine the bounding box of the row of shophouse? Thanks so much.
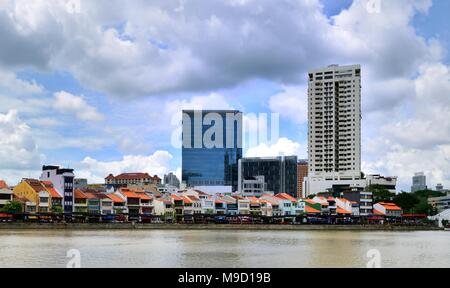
[0,176,402,219]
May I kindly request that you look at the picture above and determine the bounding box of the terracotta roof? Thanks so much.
[105,173,157,180]
[247,197,260,205]
[138,193,152,201]
[107,194,125,203]
[215,199,225,204]
[0,180,8,189]
[305,206,321,214]
[187,195,200,202]
[122,191,141,199]
[171,194,184,201]
[373,209,385,216]
[41,181,63,198]
[275,193,297,202]
[24,179,47,193]
[182,196,193,204]
[337,207,352,215]
[260,199,278,206]
[378,202,402,211]
[74,189,89,199]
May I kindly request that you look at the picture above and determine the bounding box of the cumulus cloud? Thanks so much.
[77,151,173,183]
[245,137,306,159]
[0,110,43,170]
[269,86,308,124]
[53,91,104,121]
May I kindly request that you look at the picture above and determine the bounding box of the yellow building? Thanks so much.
[13,179,52,213]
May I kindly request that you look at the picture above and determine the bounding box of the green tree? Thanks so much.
[1,201,23,213]
[394,193,419,213]
[368,185,395,202]
[52,205,63,213]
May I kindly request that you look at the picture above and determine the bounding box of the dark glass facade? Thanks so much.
[239,156,298,197]
[182,110,243,191]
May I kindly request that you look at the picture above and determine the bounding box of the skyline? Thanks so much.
[1,0,450,192]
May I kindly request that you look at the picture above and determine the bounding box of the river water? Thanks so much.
[0,230,448,268]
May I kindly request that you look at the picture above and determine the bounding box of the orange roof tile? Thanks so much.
[75,189,89,199]
[122,191,141,199]
[275,193,297,202]
[337,207,352,215]
[182,196,193,204]
[107,194,125,203]
[171,194,184,201]
[378,202,402,211]
[373,209,385,216]
[305,206,321,214]
[41,181,62,198]
[138,193,152,201]
[0,180,8,189]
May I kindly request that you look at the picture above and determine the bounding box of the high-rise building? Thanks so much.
[164,172,180,188]
[297,160,308,198]
[238,156,298,197]
[411,172,427,193]
[182,110,243,191]
[40,165,75,213]
[304,64,364,196]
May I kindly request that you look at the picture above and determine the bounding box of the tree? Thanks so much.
[1,201,23,214]
[52,205,63,213]
[394,193,419,213]
[368,185,395,202]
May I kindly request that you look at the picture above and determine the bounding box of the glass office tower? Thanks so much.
[182,110,243,191]
[238,156,298,197]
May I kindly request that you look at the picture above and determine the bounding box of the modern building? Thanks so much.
[297,160,308,198]
[239,176,266,197]
[428,195,450,213]
[105,173,161,189]
[304,64,362,196]
[366,174,397,193]
[411,172,427,193]
[182,110,243,191]
[164,172,180,188]
[40,165,75,213]
[238,156,298,197]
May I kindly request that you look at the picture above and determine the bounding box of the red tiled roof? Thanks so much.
[373,209,385,216]
[122,191,141,199]
[378,202,402,211]
[138,193,152,201]
[171,194,184,201]
[107,194,125,203]
[337,207,352,215]
[305,206,321,214]
[275,193,297,202]
[75,189,89,199]
[105,173,159,180]
[0,180,8,189]
[41,181,62,198]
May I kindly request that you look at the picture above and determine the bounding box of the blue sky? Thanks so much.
[1,0,450,192]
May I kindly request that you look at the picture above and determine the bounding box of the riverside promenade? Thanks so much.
[0,223,442,231]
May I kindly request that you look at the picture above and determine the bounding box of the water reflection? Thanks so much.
[0,230,448,268]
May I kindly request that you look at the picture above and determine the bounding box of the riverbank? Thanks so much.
[0,223,443,231]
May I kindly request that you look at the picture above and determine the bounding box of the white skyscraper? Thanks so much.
[305,64,365,195]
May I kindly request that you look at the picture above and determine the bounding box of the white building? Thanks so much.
[239,176,266,197]
[305,64,362,196]
[366,174,397,193]
[0,188,13,209]
[40,165,75,213]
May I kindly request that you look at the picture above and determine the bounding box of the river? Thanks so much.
[0,230,448,268]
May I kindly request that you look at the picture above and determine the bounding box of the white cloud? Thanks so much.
[245,137,306,159]
[269,86,307,124]
[53,91,104,121]
[77,150,173,183]
[0,110,44,170]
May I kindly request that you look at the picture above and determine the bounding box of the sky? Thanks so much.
[0,0,450,192]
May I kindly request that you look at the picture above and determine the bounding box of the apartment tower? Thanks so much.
[305,64,364,195]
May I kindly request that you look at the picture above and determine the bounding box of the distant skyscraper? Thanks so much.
[436,183,444,192]
[238,156,298,197]
[164,172,180,188]
[305,64,364,196]
[182,110,243,191]
[297,160,308,198]
[411,172,427,192]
